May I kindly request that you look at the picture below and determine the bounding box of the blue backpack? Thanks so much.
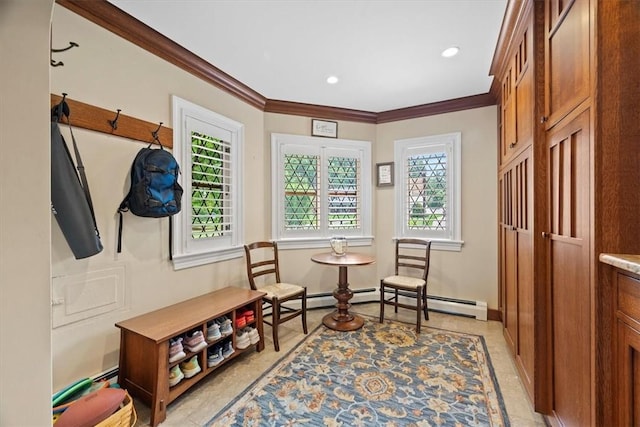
[117,144,183,255]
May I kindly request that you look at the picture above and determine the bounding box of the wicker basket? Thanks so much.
[95,391,136,427]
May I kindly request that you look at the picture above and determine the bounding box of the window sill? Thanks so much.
[172,246,244,270]
[276,236,374,250]
[432,239,464,252]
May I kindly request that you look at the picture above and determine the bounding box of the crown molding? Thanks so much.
[489,0,533,78]
[265,99,377,124]
[56,0,267,110]
[56,0,497,124]
[376,93,496,124]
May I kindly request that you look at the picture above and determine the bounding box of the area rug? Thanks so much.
[206,317,509,426]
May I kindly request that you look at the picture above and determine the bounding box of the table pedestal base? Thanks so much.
[323,312,364,331]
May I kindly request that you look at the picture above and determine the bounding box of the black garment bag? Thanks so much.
[51,98,103,259]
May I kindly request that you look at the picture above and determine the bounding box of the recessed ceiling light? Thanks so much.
[326,75,339,84]
[441,46,460,58]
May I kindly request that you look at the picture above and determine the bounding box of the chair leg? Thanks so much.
[416,287,422,334]
[272,297,280,352]
[301,289,308,334]
[394,289,399,313]
[379,282,385,324]
[423,286,429,321]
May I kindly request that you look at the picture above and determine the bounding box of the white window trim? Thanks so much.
[394,132,463,252]
[171,96,244,269]
[271,133,373,249]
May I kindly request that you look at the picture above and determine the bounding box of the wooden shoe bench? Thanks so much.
[115,287,266,426]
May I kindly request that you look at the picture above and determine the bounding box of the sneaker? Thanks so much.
[206,322,221,342]
[244,327,260,345]
[213,343,225,360]
[180,355,201,378]
[235,314,247,328]
[236,329,251,350]
[168,337,186,363]
[169,365,184,387]
[239,309,255,323]
[216,316,233,337]
[222,341,235,358]
[215,315,231,326]
[207,346,224,367]
[184,330,207,353]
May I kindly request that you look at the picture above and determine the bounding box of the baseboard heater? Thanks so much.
[298,287,488,321]
[92,366,119,384]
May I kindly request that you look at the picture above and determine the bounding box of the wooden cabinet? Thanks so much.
[495,1,539,405]
[617,320,640,427]
[546,107,592,427]
[544,0,590,128]
[500,23,534,166]
[499,147,535,400]
[115,287,266,427]
[615,271,640,426]
[494,0,640,424]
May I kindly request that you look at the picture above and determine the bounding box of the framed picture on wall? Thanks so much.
[311,119,338,138]
[376,162,394,187]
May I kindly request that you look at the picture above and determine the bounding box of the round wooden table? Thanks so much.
[311,252,376,331]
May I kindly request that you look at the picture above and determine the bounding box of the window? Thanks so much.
[171,96,244,269]
[394,132,462,251]
[272,133,372,248]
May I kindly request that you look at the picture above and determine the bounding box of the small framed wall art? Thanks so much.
[311,119,338,138]
[376,162,394,187]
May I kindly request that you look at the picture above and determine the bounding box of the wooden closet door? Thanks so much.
[499,148,535,401]
[547,108,591,427]
[500,168,517,353]
[545,0,590,128]
[514,150,534,399]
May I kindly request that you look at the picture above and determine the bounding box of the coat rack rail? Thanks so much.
[50,94,173,148]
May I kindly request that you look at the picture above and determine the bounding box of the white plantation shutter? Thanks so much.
[272,134,372,247]
[394,132,462,251]
[190,132,233,239]
[172,96,244,269]
[325,147,361,231]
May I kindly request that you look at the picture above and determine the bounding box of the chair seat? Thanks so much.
[382,275,425,289]
[261,282,305,300]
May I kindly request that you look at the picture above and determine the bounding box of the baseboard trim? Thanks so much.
[296,288,490,321]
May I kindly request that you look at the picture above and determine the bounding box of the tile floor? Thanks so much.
[132,303,546,426]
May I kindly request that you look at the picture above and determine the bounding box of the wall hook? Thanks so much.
[151,122,163,141]
[52,93,70,122]
[50,41,79,67]
[108,109,121,130]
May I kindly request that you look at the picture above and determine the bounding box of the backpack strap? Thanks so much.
[117,211,124,253]
[169,217,173,260]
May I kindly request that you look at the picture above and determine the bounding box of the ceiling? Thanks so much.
[107,0,507,113]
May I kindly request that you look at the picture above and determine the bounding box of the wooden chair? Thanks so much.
[244,241,308,351]
[379,238,431,333]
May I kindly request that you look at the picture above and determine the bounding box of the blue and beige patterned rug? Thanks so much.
[206,317,509,426]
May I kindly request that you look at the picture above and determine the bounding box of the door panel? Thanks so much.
[617,321,640,426]
[500,148,534,400]
[501,167,517,353]
[515,154,534,395]
[547,109,591,427]
[545,0,590,127]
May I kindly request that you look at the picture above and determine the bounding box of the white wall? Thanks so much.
[49,6,265,389]
[376,107,499,307]
[0,1,54,425]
